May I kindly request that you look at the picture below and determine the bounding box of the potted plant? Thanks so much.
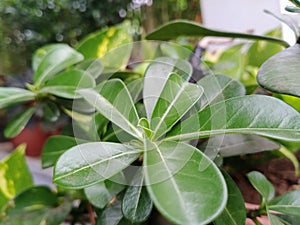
[0,43,102,156]
[1,3,300,224]
[42,23,300,224]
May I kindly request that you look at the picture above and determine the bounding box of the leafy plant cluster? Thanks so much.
[1,4,300,225]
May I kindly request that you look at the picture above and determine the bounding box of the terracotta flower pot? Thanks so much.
[11,123,59,157]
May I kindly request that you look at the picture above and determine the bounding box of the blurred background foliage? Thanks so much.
[0,0,201,75]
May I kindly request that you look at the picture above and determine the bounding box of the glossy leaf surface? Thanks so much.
[42,135,86,168]
[75,58,103,79]
[143,57,193,119]
[144,141,227,225]
[247,171,275,202]
[200,134,280,157]
[0,87,34,109]
[54,142,141,188]
[85,175,125,209]
[122,170,152,223]
[150,73,203,140]
[166,95,300,142]
[32,44,66,71]
[40,69,95,99]
[78,80,141,139]
[267,213,286,225]
[146,20,289,47]
[0,145,33,210]
[197,74,245,109]
[4,106,36,138]
[213,171,246,225]
[257,44,300,97]
[269,190,300,217]
[97,198,132,225]
[34,44,84,85]
[286,5,300,13]
[212,44,245,81]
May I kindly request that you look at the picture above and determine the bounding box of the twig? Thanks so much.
[87,203,96,225]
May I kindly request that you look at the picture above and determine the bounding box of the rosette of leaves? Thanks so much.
[0,43,101,138]
[52,57,300,225]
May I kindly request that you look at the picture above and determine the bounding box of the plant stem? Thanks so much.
[252,218,264,225]
[87,203,96,225]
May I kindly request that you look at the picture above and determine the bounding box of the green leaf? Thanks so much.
[41,135,86,168]
[62,107,99,138]
[34,44,84,85]
[0,145,33,210]
[159,42,193,60]
[32,44,67,72]
[212,44,246,81]
[247,29,283,67]
[85,173,125,209]
[286,5,300,13]
[78,80,142,139]
[143,57,193,119]
[269,190,300,217]
[257,44,300,97]
[1,186,72,225]
[77,21,132,73]
[53,142,141,188]
[75,58,103,79]
[122,170,153,223]
[126,78,143,103]
[110,70,142,82]
[39,69,95,99]
[289,0,300,8]
[200,134,280,158]
[150,73,203,140]
[41,101,60,122]
[275,214,300,225]
[197,74,246,109]
[63,97,95,114]
[263,10,299,40]
[247,171,275,202]
[101,124,135,143]
[0,87,35,109]
[267,213,287,225]
[4,106,36,138]
[166,95,300,142]
[97,197,132,225]
[213,171,246,225]
[138,118,152,138]
[146,20,289,47]
[144,140,227,225]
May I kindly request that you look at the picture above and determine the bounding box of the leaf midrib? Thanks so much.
[80,89,142,139]
[131,174,144,220]
[165,127,300,142]
[150,142,188,221]
[200,78,236,109]
[152,82,188,135]
[54,149,140,181]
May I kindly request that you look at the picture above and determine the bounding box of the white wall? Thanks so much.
[200,0,282,34]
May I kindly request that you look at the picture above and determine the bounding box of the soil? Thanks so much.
[232,151,300,204]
